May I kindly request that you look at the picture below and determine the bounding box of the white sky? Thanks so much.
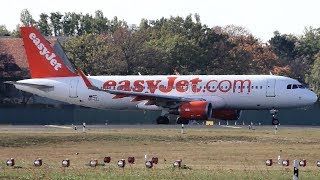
[1,0,320,42]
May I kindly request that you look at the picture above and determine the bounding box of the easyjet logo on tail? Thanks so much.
[29,33,62,71]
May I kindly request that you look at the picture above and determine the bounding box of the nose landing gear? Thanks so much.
[270,109,279,125]
[176,117,189,124]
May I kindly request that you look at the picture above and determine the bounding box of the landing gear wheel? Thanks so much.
[156,116,169,124]
[272,117,279,125]
[176,117,189,124]
[270,109,279,125]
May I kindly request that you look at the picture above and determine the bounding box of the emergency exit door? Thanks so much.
[69,80,78,98]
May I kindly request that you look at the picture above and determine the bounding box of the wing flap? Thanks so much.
[105,89,204,102]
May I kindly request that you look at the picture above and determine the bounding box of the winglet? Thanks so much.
[77,69,98,90]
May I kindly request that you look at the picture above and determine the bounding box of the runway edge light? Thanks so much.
[118,159,125,168]
[265,159,272,166]
[173,160,182,168]
[34,158,42,167]
[6,158,15,167]
[89,159,98,167]
[152,157,159,164]
[62,159,70,167]
[316,161,320,167]
[282,160,289,166]
[128,157,135,164]
[104,156,111,163]
[145,160,153,168]
[299,159,306,167]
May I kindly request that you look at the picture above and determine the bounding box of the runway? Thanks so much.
[1,124,320,130]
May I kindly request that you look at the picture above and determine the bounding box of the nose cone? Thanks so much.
[307,91,318,104]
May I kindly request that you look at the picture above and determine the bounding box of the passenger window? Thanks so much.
[260,86,262,89]
[292,84,298,89]
[255,86,258,89]
[287,84,291,89]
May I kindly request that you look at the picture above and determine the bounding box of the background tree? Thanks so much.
[62,12,81,36]
[20,9,36,27]
[37,13,51,36]
[7,10,320,96]
[307,53,320,94]
[79,13,94,35]
[50,12,63,36]
[0,25,10,36]
[10,24,21,38]
[64,34,127,75]
[269,31,297,77]
[93,10,109,34]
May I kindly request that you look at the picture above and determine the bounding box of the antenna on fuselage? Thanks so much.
[269,71,273,75]
[174,69,180,75]
[138,72,142,76]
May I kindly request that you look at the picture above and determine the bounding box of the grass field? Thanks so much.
[1,125,320,179]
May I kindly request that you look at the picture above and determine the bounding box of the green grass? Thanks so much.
[2,167,320,180]
[1,126,320,179]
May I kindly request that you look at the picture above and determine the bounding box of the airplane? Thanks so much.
[6,27,318,125]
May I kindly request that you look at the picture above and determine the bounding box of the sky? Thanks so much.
[1,0,320,42]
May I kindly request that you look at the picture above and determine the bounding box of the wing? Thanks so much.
[77,69,205,108]
[99,89,205,108]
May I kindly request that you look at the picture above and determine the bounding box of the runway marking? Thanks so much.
[45,125,73,129]
[221,125,242,129]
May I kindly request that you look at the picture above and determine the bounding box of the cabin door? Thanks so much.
[266,79,276,97]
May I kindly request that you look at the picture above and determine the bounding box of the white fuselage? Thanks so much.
[14,75,318,111]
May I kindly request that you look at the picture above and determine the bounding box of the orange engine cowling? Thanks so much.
[211,109,241,120]
[177,101,212,120]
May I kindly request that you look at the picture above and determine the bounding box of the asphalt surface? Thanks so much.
[0,124,320,130]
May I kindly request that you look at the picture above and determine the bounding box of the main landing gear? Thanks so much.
[155,116,190,124]
[156,116,169,124]
[270,109,279,125]
[176,117,189,124]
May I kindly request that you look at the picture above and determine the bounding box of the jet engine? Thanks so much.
[211,109,241,120]
[169,101,212,120]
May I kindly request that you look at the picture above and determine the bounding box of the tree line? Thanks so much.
[0,9,320,95]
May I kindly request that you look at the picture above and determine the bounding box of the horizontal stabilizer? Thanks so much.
[5,81,54,91]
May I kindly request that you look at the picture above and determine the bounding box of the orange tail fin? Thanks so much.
[21,27,77,78]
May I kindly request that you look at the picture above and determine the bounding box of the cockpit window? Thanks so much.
[287,84,307,89]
